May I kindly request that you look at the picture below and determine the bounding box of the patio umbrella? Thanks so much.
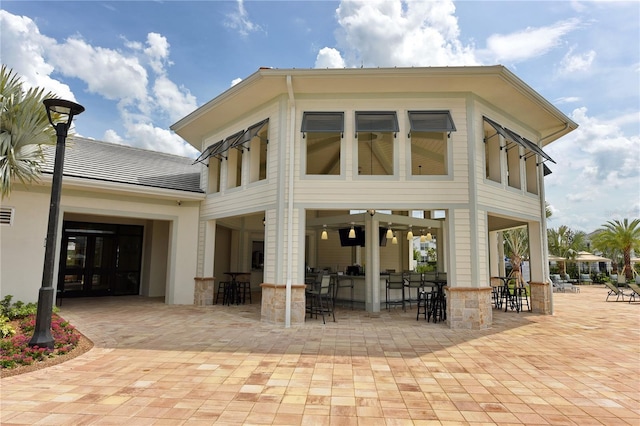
[548,255,566,262]
[572,251,612,273]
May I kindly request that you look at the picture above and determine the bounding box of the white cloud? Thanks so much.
[1,10,199,158]
[123,122,198,158]
[555,96,582,104]
[103,129,124,145]
[144,32,171,74]
[225,0,262,37]
[315,47,346,68]
[47,37,149,102]
[316,0,477,69]
[558,47,596,76]
[153,76,198,123]
[486,18,581,63]
[545,107,640,232]
[0,11,75,101]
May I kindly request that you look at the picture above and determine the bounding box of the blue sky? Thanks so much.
[1,0,639,233]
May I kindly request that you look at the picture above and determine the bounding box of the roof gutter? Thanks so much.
[285,74,295,328]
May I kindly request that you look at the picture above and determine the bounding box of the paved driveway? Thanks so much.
[1,286,639,425]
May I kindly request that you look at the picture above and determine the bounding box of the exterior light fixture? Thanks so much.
[426,231,433,241]
[368,209,376,216]
[392,232,398,245]
[321,225,328,240]
[407,226,413,240]
[348,223,356,239]
[263,217,265,226]
[420,231,426,243]
[30,98,85,349]
[386,224,393,239]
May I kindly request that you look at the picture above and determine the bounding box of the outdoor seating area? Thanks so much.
[491,276,531,312]
[550,274,580,293]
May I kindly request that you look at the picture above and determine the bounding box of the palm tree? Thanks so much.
[503,227,528,286]
[547,225,587,275]
[1,65,57,199]
[591,219,640,282]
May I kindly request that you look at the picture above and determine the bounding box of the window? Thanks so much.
[244,119,269,182]
[302,112,343,175]
[223,130,244,189]
[526,157,538,194]
[483,118,504,183]
[355,112,398,176]
[484,116,554,189]
[408,111,454,176]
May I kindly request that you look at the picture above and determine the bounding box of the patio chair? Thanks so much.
[306,273,335,324]
[386,272,407,311]
[627,282,640,303]
[603,280,627,302]
[405,272,423,308]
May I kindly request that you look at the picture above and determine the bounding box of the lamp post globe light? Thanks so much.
[29,98,84,349]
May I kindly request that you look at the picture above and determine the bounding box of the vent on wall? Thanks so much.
[1,207,14,226]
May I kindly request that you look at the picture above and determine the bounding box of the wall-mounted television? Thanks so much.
[338,227,388,247]
[338,227,365,247]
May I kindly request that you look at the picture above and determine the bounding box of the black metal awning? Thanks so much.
[484,116,555,164]
[408,110,456,137]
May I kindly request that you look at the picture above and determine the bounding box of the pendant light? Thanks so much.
[407,226,413,240]
[321,225,328,240]
[420,231,426,243]
[348,222,356,239]
[392,232,398,245]
[426,230,433,241]
[386,223,393,239]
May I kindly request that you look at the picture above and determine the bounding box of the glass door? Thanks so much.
[58,222,143,297]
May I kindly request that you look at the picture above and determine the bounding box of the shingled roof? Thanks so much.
[41,137,203,193]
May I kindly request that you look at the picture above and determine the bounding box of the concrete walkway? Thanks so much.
[1,286,638,425]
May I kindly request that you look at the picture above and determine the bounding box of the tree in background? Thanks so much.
[591,218,640,282]
[0,65,57,199]
[547,225,588,275]
[503,227,528,286]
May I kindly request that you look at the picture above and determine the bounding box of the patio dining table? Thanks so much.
[223,272,250,305]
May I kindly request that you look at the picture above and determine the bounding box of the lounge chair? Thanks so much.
[603,280,627,302]
[627,282,640,303]
[579,273,593,285]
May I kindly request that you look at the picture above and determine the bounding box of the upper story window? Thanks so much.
[408,111,455,176]
[302,112,343,175]
[241,119,269,182]
[355,111,398,176]
[483,116,554,191]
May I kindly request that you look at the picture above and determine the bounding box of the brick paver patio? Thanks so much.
[1,285,638,425]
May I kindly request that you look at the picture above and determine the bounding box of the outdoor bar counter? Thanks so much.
[333,273,406,310]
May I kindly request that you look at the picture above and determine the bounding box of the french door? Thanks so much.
[58,222,143,297]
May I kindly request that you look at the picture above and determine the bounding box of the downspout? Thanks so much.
[285,75,295,327]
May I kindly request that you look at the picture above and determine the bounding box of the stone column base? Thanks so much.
[260,283,306,325]
[194,277,215,306]
[447,287,493,330]
[529,281,551,314]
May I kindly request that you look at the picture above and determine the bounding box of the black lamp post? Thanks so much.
[29,98,84,349]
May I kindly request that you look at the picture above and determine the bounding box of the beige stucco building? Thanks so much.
[1,138,204,305]
[1,66,577,330]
